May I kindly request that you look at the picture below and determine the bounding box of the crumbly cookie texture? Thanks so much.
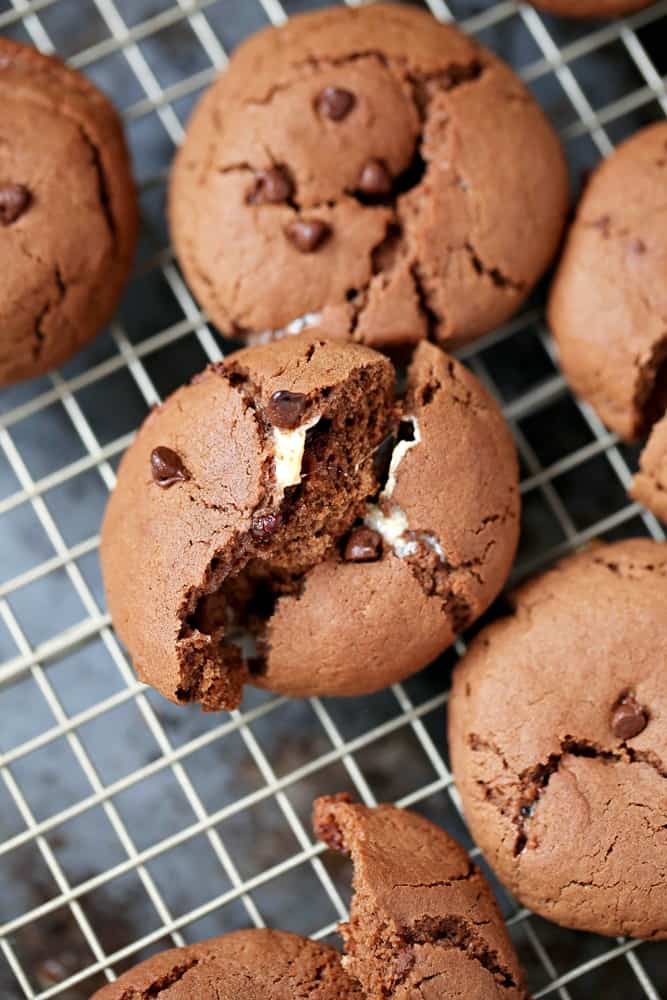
[170,2,568,351]
[101,335,519,710]
[549,121,667,443]
[527,0,655,16]
[0,39,137,384]
[91,928,362,999]
[449,538,667,939]
[314,796,528,999]
[631,411,667,521]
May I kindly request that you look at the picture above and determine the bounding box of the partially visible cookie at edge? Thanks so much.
[527,0,655,18]
[170,2,568,351]
[448,538,667,940]
[548,121,667,442]
[0,38,137,384]
[90,928,363,999]
[314,795,528,999]
[631,410,667,522]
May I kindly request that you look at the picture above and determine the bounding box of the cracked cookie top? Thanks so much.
[100,335,519,710]
[0,39,137,385]
[91,928,362,999]
[169,2,568,351]
[449,537,667,939]
[314,795,528,999]
[549,121,667,443]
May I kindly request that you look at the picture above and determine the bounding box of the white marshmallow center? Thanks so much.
[273,415,320,492]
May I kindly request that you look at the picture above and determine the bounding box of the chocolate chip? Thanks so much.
[357,158,393,197]
[316,86,355,121]
[267,390,308,429]
[246,167,293,205]
[0,183,31,225]
[250,509,283,542]
[344,527,383,563]
[150,446,190,488]
[285,218,330,253]
[611,693,648,740]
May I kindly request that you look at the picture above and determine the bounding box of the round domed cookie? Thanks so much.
[91,928,362,999]
[631,410,667,522]
[528,0,655,17]
[449,538,667,940]
[549,121,667,442]
[0,39,137,385]
[101,335,519,710]
[314,795,528,999]
[169,2,568,352]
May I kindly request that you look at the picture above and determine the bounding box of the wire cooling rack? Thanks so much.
[0,0,666,997]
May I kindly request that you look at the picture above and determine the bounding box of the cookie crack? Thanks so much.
[32,264,66,360]
[591,552,667,580]
[463,241,525,293]
[77,123,117,246]
[397,912,521,993]
[117,957,201,999]
[631,330,667,438]
[474,736,667,858]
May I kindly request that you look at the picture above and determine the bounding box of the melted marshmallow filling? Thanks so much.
[363,416,444,560]
[273,415,320,492]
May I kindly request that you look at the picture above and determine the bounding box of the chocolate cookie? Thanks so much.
[170,3,568,351]
[101,335,519,710]
[631,410,667,522]
[0,39,137,384]
[91,928,362,999]
[528,0,655,17]
[449,538,667,939]
[549,122,667,443]
[314,795,528,999]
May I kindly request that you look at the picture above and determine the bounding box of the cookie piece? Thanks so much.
[256,339,519,699]
[314,796,528,999]
[91,928,362,999]
[528,0,655,17]
[549,122,667,442]
[170,3,568,351]
[101,336,519,709]
[449,538,667,939]
[0,39,137,385]
[631,410,667,521]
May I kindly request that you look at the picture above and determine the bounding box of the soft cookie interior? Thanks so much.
[176,344,397,708]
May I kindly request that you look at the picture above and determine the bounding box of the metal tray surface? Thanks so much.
[0,0,666,997]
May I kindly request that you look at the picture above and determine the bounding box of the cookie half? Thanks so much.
[449,538,667,939]
[314,795,528,999]
[101,336,519,709]
[170,2,568,351]
[91,928,362,999]
[0,39,137,384]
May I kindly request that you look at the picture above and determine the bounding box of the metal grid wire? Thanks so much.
[0,0,665,996]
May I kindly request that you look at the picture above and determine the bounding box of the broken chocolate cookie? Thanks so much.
[449,538,667,939]
[0,39,137,384]
[101,335,519,710]
[313,795,528,999]
[169,2,568,351]
[91,928,362,999]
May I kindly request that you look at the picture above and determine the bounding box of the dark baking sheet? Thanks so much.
[0,0,666,997]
